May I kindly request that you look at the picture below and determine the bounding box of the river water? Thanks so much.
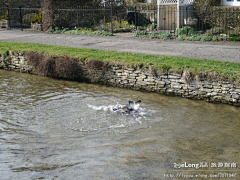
[0,70,239,180]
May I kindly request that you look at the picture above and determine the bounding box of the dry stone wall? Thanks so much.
[1,51,240,106]
[0,51,32,73]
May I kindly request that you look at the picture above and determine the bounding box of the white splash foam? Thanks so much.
[87,104,114,111]
[109,123,126,129]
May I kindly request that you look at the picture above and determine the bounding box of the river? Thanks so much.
[0,70,239,180]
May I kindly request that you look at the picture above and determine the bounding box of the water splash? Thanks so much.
[87,104,114,112]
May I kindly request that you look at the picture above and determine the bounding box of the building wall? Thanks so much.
[221,0,240,6]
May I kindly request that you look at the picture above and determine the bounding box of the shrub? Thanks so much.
[201,35,213,41]
[86,59,105,69]
[27,52,82,79]
[209,7,240,30]
[86,59,107,83]
[206,27,224,35]
[134,30,148,37]
[193,0,220,24]
[39,56,56,77]
[1,10,10,20]
[212,35,224,41]
[157,32,172,39]
[26,51,44,68]
[191,35,202,41]
[22,13,38,25]
[176,35,186,41]
[176,26,198,36]
[184,36,195,41]
[230,36,240,42]
[55,56,82,79]
[194,0,240,32]
[31,10,43,24]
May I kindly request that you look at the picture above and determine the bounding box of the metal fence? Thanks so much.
[0,6,41,30]
[54,6,113,30]
[1,5,240,38]
[0,5,126,32]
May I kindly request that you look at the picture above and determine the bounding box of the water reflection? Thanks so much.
[0,70,239,180]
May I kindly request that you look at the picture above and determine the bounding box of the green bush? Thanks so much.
[157,32,172,39]
[176,26,199,36]
[191,35,202,41]
[206,27,224,35]
[31,10,43,24]
[201,35,213,41]
[212,35,224,41]
[134,30,148,37]
[1,10,10,20]
[22,13,37,25]
[176,35,186,41]
[230,36,240,42]
[185,35,202,41]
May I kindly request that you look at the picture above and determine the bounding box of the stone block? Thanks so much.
[193,90,207,95]
[203,84,213,88]
[144,78,155,82]
[171,84,182,89]
[222,84,233,88]
[200,88,212,93]
[136,81,147,86]
[207,92,218,96]
[128,75,137,79]
[232,94,239,99]
[168,75,180,79]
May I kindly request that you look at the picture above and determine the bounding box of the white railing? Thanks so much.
[157,0,194,5]
[158,0,178,5]
[179,0,194,5]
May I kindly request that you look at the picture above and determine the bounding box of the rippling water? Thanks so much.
[0,70,239,180]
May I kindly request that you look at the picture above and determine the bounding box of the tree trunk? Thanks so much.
[41,0,55,31]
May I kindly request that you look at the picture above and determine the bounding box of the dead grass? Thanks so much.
[26,51,83,80]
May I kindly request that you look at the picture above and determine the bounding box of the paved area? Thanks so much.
[0,30,240,63]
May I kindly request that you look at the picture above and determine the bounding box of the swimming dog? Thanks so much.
[113,100,141,114]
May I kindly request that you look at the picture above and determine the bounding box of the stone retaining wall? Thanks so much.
[1,51,240,106]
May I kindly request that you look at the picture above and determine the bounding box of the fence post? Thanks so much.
[157,5,160,29]
[186,6,188,35]
[19,6,23,31]
[111,4,113,35]
[134,6,137,30]
[177,0,180,29]
[76,6,79,28]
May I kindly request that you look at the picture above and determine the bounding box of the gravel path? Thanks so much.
[0,30,240,63]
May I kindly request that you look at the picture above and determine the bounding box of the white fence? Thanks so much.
[157,0,194,5]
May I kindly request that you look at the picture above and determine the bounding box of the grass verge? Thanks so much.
[0,41,240,83]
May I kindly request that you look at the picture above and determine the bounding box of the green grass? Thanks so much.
[1,41,240,82]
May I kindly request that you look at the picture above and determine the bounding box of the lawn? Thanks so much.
[1,41,240,82]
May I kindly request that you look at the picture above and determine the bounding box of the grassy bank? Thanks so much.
[0,41,240,82]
